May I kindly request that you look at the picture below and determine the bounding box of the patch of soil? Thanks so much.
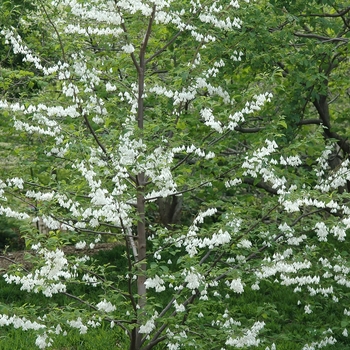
[0,243,119,274]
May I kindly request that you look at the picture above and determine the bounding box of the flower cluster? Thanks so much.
[302,334,337,349]
[170,208,231,257]
[226,278,245,293]
[144,275,166,292]
[316,158,350,192]
[225,321,265,347]
[96,299,116,313]
[139,311,158,335]
[4,248,70,297]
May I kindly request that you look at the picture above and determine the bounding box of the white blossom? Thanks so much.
[304,304,312,314]
[227,278,244,294]
[237,239,252,249]
[122,44,135,53]
[68,317,88,334]
[35,333,52,349]
[314,222,329,242]
[144,275,166,292]
[200,108,223,133]
[226,321,265,347]
[96,299,116,313]
[174,300,185,312]
[139,312,158,335]
[183,269,202,290]
[75,241,87,249]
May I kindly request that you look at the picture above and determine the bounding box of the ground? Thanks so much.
[0,243,119,273]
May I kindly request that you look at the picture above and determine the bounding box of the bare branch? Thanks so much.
[243,177,278,195]
[141,6,156,61]
[234,125,265,133]
[82,112,109,155]
[294,32,348,43]
[297,119,323,126]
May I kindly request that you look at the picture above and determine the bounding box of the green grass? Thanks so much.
[0,326,126,350]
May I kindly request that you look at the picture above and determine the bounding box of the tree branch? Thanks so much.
[294,32,348,43]
[141,6,156,59]
[300,7,350,18]
[39,0,66,62]
[62,292,132,332]
[145,31,182,65]
[82,112,109,156]
[234,125,265,133]
[243,177,278,195]
[119,22,140,73]
[297,119,322,125]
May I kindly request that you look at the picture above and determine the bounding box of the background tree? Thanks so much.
[1,1,350,350]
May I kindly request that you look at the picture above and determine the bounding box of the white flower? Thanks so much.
[35,333,52,349]
[139,312,158,335]
[75,241,86,249]
[251,283,260,290]
[314,222,329,242]
[68,317,88,334]
[82,273,100,287]
[96,299,116,313]
[237,239,252,249]
[174,300,185,312]
[167,343,180,350]
[200,108,223,133]
[265,344,276,350]
[106,82,117,91]
[32,243,41,251]
[304,305,312,314]
[226,321,265,347]
[184,271,201,290]
[122,44,135,53]
[144,275,166,292]
[225,178,242,188]
[227,278,244,294]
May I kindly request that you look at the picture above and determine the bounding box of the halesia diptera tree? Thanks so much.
[1,0,350,349]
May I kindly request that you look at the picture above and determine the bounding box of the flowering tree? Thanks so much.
[1,0,350,349]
